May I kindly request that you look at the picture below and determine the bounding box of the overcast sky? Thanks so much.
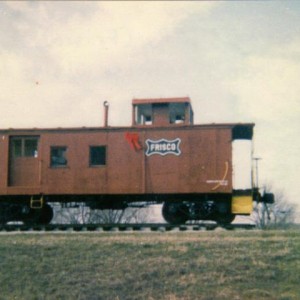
[1,1,299,216]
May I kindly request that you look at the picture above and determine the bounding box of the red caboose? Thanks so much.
[0,97,273,225]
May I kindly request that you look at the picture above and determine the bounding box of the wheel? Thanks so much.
[162,202,189,225]
[38,204,54,225]
[24,204,54,225]
[0,204,9,225]
[215,213,235,226]
[0,203,22,224]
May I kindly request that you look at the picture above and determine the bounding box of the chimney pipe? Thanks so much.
[103,101,109,127]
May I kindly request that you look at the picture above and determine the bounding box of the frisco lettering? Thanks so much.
[145,138,181,156]
[150,142,176,152]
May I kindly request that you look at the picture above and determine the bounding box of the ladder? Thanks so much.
[30,195,44,209]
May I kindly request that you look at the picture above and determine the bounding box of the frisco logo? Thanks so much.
[145,138,181,156]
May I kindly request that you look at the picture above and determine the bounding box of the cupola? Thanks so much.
[132,97,194,127]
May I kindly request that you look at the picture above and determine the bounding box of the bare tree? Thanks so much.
[88,208,141,224]
[252,185,297,229]
[52,203,154,224]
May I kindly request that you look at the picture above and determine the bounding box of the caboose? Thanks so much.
[0,97,273,225]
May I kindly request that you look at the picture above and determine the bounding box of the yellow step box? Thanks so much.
[232,195,253,214]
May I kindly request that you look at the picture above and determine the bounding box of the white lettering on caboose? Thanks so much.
[145,138,181,156]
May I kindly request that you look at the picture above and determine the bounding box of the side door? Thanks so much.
[9,136,40,186]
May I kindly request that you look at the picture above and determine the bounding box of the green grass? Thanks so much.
[0,230,299,300]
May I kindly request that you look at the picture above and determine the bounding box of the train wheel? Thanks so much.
[215,213,235,226]
[162,202,189,225]
[0,205,9,225]
[38,204,54,225]
[0,203,21,225]
[24,204,54,225]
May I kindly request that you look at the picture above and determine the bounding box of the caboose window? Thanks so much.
[24,139,38,157]
[50,147,68,167]
[90,146,106,166]
[12,139,22,157]
[10,136,39,158]
[169,103,185,124]
[135,104,153,125]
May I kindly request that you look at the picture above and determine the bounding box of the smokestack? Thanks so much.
[103,101,109,127]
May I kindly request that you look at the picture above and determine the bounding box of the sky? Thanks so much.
[0,1,300,217]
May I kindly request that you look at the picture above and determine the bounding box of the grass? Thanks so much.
[0,230,299,300]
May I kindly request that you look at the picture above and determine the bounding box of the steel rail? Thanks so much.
[0,223,255,233]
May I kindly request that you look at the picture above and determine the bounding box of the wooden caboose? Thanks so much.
[0,97,272,225]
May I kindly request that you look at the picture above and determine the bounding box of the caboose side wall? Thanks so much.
[42,132,109,195]
[0,126,233,198]
[143,127,232,194]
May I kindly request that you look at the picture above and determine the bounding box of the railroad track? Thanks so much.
[0,223,256,233]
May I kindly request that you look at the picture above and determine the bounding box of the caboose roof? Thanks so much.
[132,97,191,105]
[0,123,255,135]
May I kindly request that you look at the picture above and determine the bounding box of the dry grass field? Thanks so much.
[0,230,299,300]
